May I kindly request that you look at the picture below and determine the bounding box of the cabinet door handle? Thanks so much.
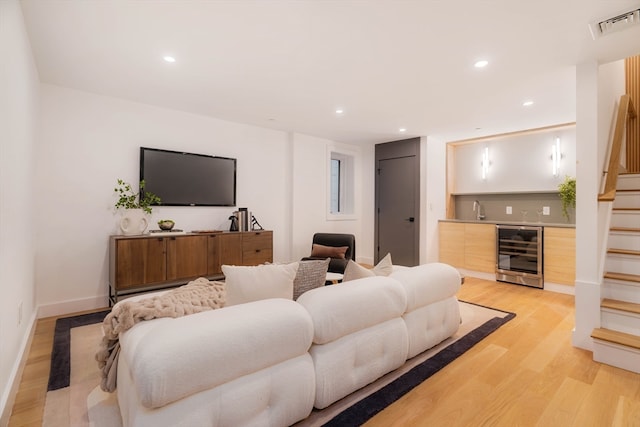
[255,249,261,253]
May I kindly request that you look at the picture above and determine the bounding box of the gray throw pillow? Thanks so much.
[293,258,330,300]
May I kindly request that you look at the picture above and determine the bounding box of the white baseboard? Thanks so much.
[2,295,111,424]
[459,269,575,295]
[544,282,576,295]
[37,294,109,319]
[0,311,37,427]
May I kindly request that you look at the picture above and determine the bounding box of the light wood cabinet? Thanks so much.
[544,227,576,285]
[109,231,273,304]
[438,222,465,267]
[464,223,496,272]
[438,222,496,273]
[439,221,576,286]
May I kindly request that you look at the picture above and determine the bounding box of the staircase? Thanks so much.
[591,173,640,373]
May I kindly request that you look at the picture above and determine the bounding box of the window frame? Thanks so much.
[327,146,358,221]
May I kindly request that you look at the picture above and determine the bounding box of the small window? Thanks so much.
[330,158,341,213]
[328,150,354,218]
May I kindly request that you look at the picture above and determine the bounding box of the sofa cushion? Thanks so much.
[119,298,314,409]
[222,262,298,306]
[342,253,393,282]
[389,262,461,311]
[293,258,330,300]
[297,276,407,344]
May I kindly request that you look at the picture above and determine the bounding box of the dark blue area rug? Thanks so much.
[46,304,515,426]
[47,310,110,391]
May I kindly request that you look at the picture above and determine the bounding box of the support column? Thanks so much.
[573,61,602,350]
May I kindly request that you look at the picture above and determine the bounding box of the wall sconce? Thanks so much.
[551,137,562,177]
[481,146,490,180]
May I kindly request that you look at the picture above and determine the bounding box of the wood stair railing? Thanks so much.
[599,94,636,202]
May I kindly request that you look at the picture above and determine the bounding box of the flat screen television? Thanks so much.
[140,147,236,206]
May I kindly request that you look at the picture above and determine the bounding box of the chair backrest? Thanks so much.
[313,233,356,274]
[312,233,356,262]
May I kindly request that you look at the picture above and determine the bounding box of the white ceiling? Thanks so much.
[19,0,640,145]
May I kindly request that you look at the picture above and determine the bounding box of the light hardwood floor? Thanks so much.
[368,278,640,426]
[8,278,640,426]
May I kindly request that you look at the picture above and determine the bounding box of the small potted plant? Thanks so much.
[114,179,161,235]
[558,176,576,221]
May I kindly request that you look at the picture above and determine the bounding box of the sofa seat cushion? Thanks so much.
[310,317,408,409]
[119,298,313,409]
[403,297,461,358]
[390,262,461,312]
[118,353,316,427]
[297,276,406,345]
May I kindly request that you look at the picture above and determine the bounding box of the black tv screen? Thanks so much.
[140,147,236,206]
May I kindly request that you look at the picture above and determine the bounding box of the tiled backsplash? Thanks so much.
[454,192,573,224]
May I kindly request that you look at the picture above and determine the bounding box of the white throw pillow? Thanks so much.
[222,263,299,306]
[343,253,393,282]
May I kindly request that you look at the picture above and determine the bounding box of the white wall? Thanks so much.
[290,133,368,264]
[34,86,278,314]
[0,0,39,421]
[34,85,369,316]
[423,136,447,263]
[452,127,576,194]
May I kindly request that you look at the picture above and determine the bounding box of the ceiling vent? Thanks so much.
[589,7,640,39]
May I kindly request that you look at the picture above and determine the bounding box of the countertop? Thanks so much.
[439,219,575,228]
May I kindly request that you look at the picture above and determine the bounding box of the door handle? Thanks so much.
[406,217,415,222]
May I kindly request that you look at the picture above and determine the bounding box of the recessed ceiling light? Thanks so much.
[522,100,534,107]
[399,128,407,133]
[163,56,176,63]
[335,109,344,115]
[474,60,489,68]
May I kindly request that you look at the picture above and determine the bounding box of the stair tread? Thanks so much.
[610,227,640,233]
[604,272,640,283]
[591,328,640,350]
[612,207,640,211]
[607,248,640,256]
[601,298,640,314]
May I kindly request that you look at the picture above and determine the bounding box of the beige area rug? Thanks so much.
[42,301,513,427]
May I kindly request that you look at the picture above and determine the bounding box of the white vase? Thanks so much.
[120,209,149,235]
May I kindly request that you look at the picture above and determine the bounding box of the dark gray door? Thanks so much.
[375,139,420,266]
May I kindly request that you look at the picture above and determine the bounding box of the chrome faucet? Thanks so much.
[473,200,486,220]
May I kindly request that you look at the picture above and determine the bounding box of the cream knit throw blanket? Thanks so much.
[95,277,226,392]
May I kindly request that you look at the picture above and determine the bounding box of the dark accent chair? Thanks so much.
[301,233,356,274]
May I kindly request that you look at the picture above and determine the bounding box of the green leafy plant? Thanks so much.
[114,179,161,214]
[558,176,576,220]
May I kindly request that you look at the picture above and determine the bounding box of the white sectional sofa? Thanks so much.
[115,262,461,427]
